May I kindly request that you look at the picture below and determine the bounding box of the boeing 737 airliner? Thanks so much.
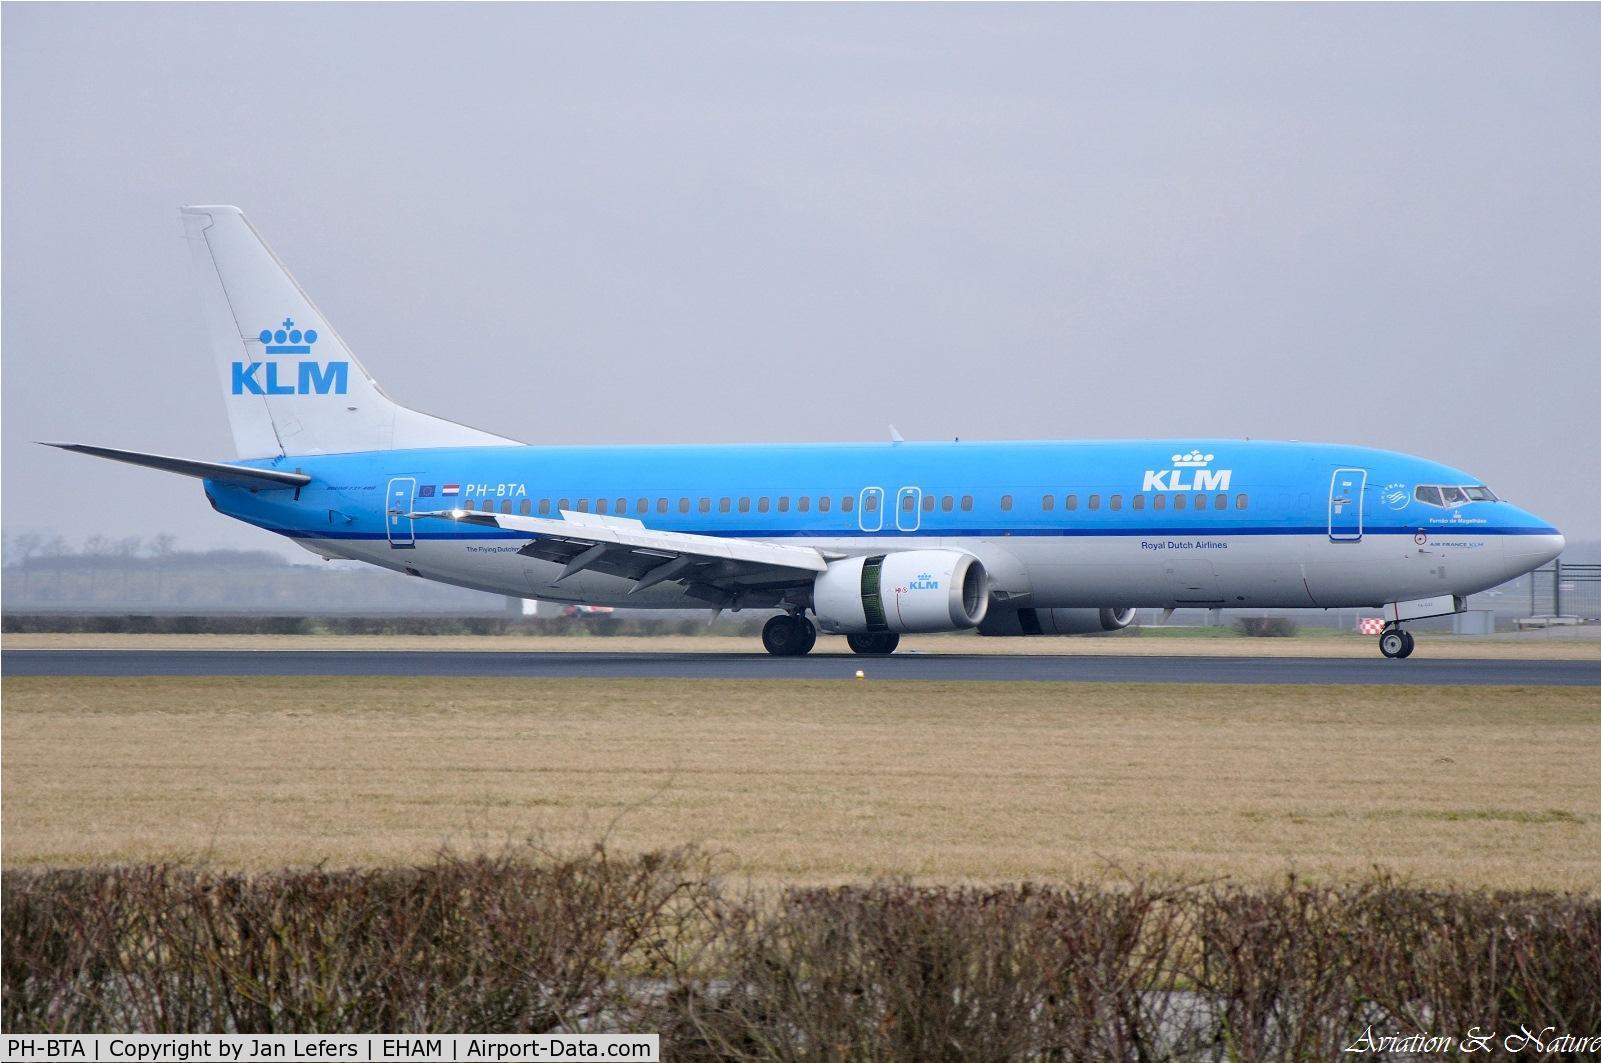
[47,207,1565,658]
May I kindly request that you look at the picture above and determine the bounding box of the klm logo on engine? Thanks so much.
[231,318,349,395]
[1142,450,1232,492]
[907,572,940,591]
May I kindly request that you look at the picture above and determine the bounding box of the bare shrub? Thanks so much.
[3,846,711,1034]
[653,882,1196,1061]
[7,863,1599,1053]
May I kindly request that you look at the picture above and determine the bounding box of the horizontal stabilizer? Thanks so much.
[40,442,311,489]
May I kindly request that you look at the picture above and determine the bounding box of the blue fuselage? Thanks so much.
[205,438,1563,612]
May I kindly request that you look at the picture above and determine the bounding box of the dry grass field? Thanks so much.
[7,630,1601,658]
[4,676,1599,891]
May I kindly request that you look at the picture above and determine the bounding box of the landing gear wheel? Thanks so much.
[847,632,900,656]
[796,617,817,655]
[1379,626,1408,659]
[762,615,815,656]
[1398,630,1416,658]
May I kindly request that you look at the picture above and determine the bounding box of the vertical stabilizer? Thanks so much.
[180,206,518,458]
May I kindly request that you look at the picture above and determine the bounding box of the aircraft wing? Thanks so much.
[412,508,830,604]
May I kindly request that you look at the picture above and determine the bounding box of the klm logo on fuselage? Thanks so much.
[230,318,349,395]
[1142,450,1232,492]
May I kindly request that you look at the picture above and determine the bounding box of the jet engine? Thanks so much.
[977,606,1136,636]
[812,551,989,634]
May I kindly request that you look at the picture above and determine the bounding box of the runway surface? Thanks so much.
[5,649,1599,685]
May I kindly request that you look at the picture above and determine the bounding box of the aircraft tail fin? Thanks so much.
[179,206,518,459]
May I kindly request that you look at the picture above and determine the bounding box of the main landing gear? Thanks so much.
[762,614,817,656]
[1378,623,1416,660]
[846,633,900,656]
[759,616,903,657]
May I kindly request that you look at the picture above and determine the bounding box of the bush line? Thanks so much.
[5,848,1598,1054]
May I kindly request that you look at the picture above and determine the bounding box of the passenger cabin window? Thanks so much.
[960,495,973,512]
[1088,494,1100,511]
[1000,494,1013,512]
[596,499,608,514]
[616,498,626,514]
[923,495,935,512]
[577,499,590,512]
[539,499,552,516]
[904,494,917,512]
[819,496,831,513]
[719,497,731,513]
[758,497,770,513]
[637,498,648,514]
[462,500,475,512]
[1042,495,1055,512]
[842,496,854,512]
[798,497,810,513]
[559,498,570,511]
[1109,494,1121,512]
[863,494,877,512]
[657,498,668,514]
[1065,495,1077,511]
[1172,494,1186,511]
[1152,494,1165,511]
[1132,495,1145,511]
[678,498,690,514]
[501,500,513,514]
[1214,494,1227,511]
[738,497,750,513]
[1235,494,1248,509]
[699,498,711,513]
[942,495,954,512]
[778,497,790,513]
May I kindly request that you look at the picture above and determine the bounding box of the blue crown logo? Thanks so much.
[258,318,319,355]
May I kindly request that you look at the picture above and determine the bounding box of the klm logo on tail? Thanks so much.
[231,318,348,395]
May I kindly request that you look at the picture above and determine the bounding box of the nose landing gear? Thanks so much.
[1379,623,1415,659]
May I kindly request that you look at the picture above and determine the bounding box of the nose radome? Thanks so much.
[1503,530,1564,570]
[1543,532,1566,567]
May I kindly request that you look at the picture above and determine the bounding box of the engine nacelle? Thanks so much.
[813,551,989,634]
[977,606,1136,636]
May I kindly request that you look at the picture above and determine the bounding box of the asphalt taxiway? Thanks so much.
[4,649,1598,686]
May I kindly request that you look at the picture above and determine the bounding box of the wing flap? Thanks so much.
[412,508,829,596]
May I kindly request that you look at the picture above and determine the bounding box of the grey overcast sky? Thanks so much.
[4,2,1598,554]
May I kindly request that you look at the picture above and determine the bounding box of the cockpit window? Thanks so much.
[1414,484,1496,508]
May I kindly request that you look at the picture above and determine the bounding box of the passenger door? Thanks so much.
[1328,468,1366,542]
[858,486,884,533]
[386,476,416,549]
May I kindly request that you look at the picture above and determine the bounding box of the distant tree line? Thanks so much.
[0,532,501,613]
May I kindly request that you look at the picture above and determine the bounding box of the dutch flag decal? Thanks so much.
[441,484,460,496]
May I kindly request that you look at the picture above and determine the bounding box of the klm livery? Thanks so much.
[48,207,1564,659]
